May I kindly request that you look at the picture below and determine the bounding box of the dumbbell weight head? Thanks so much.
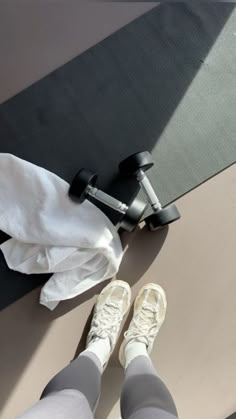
[145,204,180,231]
[69,167,147,232]
[69,169,97,203]
[120,198,147,232]
[119,151,154,176]
[69,168,146,232]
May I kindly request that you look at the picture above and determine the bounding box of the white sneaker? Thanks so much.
[86,280,131,354]
[119,283,167,367]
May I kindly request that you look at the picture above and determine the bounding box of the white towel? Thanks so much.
[0,154,123,310]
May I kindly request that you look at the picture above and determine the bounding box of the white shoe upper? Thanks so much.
[119,283,167,366]
[87,280,131,352]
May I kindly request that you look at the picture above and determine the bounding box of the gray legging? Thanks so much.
[18,352,178,419]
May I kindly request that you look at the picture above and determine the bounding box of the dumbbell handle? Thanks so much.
[137,170,162,212]
[87,185,128,214]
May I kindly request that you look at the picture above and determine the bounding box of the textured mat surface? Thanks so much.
[0,3,235,309]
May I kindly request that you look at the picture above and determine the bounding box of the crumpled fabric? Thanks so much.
[0,154,123,310]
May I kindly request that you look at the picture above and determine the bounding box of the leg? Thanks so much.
[18,280,131,419]
[18,352,99,419]
[119,283,178,419]
[42,279,131,412]
[121,355,178,419]
[41,351,102,413]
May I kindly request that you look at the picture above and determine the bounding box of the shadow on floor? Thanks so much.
[118,224,169,286]
[0,288,53,412]
[51,279,110,320]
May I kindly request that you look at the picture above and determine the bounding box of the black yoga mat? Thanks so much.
[0,3,235,309]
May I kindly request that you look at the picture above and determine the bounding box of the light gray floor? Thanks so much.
[0,1,156,104]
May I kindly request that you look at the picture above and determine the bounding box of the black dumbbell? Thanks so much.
[119,151,181,231]
[69,168,147,233]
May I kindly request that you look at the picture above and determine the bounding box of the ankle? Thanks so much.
[84,337,111,368]
[124,340,149,369]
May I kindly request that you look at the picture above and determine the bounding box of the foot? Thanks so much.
[86,280,131,360]
[119,283,167,367]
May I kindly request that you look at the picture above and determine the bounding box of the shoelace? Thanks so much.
[90,301,123,343]
[124,302,159,344]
